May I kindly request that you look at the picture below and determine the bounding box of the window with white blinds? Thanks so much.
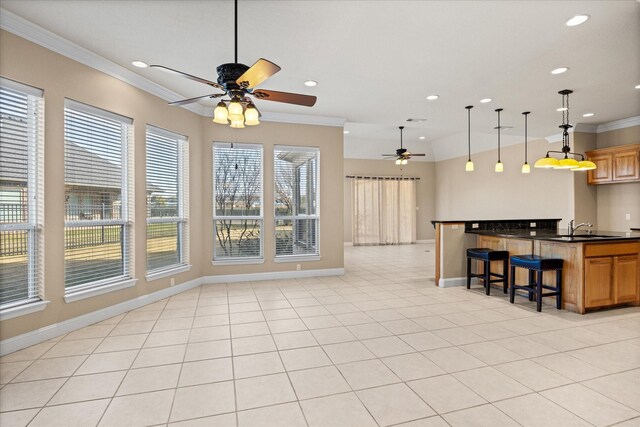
[146,126,188,273]
[274,146,319,257]
[213,142,263,261]
[64,100,134,291]
[0,78,44,309]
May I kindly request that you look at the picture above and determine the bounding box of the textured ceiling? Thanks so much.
[2,0,639,160]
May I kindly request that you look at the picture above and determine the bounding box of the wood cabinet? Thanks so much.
[584,242,640,309]
[586,144,640,185]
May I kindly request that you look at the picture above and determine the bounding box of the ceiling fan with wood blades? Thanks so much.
[149,0,316,126]
[382,126,426,165]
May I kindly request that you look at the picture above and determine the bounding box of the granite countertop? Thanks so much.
[466,229,640,242]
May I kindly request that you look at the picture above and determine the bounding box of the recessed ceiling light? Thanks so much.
[419,136,426,140]
[480,98,492,103]
[557,107,568,112]
[551,67,569,75]
[426,95,439,100]
[304,80,318,87]
[343,130,349,134]
[582,113,595,117]
[566,15,590,27]
[132,60,148,68]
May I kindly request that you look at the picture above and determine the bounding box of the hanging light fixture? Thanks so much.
[494,108,504,172]
[213,101,229,124]
[534,89,596,171]
[465,105,474,172]
[244,102,260,126]
[521,111,531,174]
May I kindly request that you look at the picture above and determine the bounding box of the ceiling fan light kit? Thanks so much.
[152,0,316,129]
[382,126,426,166]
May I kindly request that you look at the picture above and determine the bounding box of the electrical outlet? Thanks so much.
[296,264,301,271]
[472,223,479,229]
[530,222,536,227]
[530,231,537,236]
[626,213,631,221]
[170,278,175,286]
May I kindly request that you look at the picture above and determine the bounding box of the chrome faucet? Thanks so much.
[568,220,593,236]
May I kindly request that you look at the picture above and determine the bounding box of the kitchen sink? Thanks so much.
[550,234,617,241]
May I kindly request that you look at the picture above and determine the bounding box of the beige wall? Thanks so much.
[0,30,344,341]
[434,137,576,228]
[595,126,640,231]
[343,159,436,243]
[201,122,344,276]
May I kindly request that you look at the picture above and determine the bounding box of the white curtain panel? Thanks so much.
[352,178,416,245]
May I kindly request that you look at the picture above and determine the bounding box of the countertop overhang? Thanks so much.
[467,229,640,242]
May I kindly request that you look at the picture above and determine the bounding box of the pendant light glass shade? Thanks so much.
[495,161,504,172]
[213,101,229,124]
[230,118,245,129]
[228,100,244,122]
[535,155,560,168]
[244,103,260,126]
[521,111,530,174]
[465,160,474,172]
[573,160,597,171]
[521,163,530,174]
[555,157,579,169]
[395,159,402,165]
[465,105,474,172]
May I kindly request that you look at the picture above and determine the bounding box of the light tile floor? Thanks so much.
[1,243,639,426]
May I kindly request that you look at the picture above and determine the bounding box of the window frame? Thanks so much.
[63,99,135,296]
[0,77,45,313]
[273,145,320,261]
[145,125,189,278]
[212,142,264,264]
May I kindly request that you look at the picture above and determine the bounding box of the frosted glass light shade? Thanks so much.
[495,161,504,172]
[521,163,530,174]
[573,160,597,171]
[534,156,559,168]
[555,157,579,169]
[230,119,245,129]
[465,160,474,172]
[213,102,229,124]
[244,106,260,125]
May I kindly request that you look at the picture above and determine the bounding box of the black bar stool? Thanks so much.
[509,255,563,312]
[466,248,509,295]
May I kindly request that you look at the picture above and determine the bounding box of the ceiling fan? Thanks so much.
[382,126,426,165]
[149,0,316,126]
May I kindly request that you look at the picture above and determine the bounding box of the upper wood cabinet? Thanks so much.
[586,144,640,185]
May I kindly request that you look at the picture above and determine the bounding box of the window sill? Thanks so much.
[212,258,265,266]
[146,264,192,282]
[0,300,50,321]
[64,278,138,303]
[274,255,321,263]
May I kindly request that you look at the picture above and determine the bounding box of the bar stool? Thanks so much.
[466,248,510,295]
[509,255,563,312]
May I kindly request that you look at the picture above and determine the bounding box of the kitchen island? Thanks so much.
[433,219,640,314]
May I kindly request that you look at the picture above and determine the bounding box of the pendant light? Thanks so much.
[494,108,504,172]
[521,111,531,174]
[534,89,596,171]
[465,105,474,172]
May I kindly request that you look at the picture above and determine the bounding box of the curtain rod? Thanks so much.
[345,175,420,181]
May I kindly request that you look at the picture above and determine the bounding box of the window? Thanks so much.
[213,143,262,261]
[64,100,133,291]
[274,146,319,257]
[0,78,44,309]
[146,126,188,273]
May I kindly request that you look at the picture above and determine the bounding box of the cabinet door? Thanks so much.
[477,236,506,276]
[614,254,639,304]
[613,150,640,181]
[587,154,612,184]
[585,257,614,307]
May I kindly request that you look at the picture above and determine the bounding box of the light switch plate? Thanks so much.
[472,223,479,229]
[626,214,631,220]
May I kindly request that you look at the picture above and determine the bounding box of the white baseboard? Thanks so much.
[438,277,467,288]
[0,267,345,356]
[203,268,345,284]
[344,242,353,247]
[416,239,435,244]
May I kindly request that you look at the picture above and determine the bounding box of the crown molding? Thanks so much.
[545,115,640,142]
[0,9,347,128]
[596,115,640,133]
[0,9,207,116]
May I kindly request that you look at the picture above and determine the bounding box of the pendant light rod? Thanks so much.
[466,106,473,161]
[523,111,530,163]
[399,126,404,149]
[496,108,502,162]
[234,0,238,64]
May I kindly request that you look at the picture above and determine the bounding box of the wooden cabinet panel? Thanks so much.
[585,257,614,308]
[507,238,534,286]
[615,255,639,303]
[587,154,612,184]
[477,236,507,277]
[613,150,639,181]
[585,242,640,257]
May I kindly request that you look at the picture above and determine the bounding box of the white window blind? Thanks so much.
[146,126,188,273]
[274,146,319,257]
[213,142,263,260]
[0,78,44,309]
[64,100,134,291]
